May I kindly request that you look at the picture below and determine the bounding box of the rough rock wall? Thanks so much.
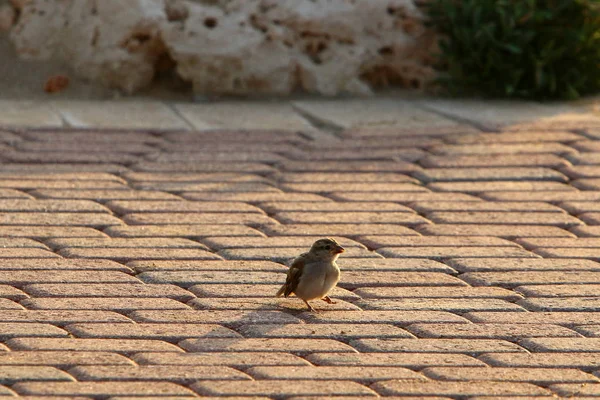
[3,0,437,96]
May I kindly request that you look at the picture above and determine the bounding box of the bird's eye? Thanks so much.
[325,245,331,250]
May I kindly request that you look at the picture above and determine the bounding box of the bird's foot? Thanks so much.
[303,300,318,313]
[322,296,337,304]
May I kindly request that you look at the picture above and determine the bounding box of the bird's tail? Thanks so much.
[275,284,287,297]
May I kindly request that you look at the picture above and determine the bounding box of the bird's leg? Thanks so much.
[303,299,317,312]
[322,296,336,304]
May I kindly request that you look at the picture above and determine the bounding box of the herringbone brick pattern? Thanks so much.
[0,122,599,398]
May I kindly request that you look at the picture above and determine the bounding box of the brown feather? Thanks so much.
[275,253,307,298]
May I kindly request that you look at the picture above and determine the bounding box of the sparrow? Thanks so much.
[276,238,345,312]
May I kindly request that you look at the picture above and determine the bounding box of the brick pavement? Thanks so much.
[0,99,600,398]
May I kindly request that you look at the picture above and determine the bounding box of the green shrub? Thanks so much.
[424,0,600,100]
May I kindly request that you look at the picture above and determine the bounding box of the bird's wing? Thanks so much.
[282,253,307,297]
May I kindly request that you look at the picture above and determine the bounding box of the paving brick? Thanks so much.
[69,365,250,383]
[519,297,600,312]
[0,163,129,173]
[0,258,131,272]
[16,141,157,153]
[1,150,142,164]
[128,260,286,273]
[191,380,375,397]
[261,224,418,237]
[0,238,46,249]
[0,366,74,384]
[299,310,468,325]
[372,380,550,397]
[420,154,569,168]
[415,167,567,183]
[59,247,221,262]
[517,238,600,249]
[0,323,69,339]
[138,271,284,287]
[6,338,182,353]
[180,338,356,354]
[411,201,565,213]
[580,212,600,225]
[516,284,600,297]
[351,338,524,354]
[0,310,133,325]
[339,271,466,289]
[66,323,240,341]
[0,351,133,367]
[339,258,456,272]
[462,271,600,287]
[427,211,582,227]
[133,182,280,192]
[572,140,600,152]
[181,192,331,202]
[429,181,575,193]
[357,298,525,312]
[0,285,28,300]
[0,199,110,213]
[575,326,600,337]
[105,224,263,238]
[447,258,600,272]
[0,298,24,309]
[21,130,162,143]
[277,172,418,183]
[429,142,575,155]
[0,248,58,258]
[106,200,263,214]
[483,190,600,202]
[189,284,357,300]
[133,161,275,174]
[479,353,600,370]
[358,235,519,249]
[0,180,128,190]
[568,152,600,165]
[258,201,413,213]
[163,130,301,142]
[0,213,122,227]
[279,160,420,173]
[417,224,574,238]
[22,298,189,311]
[274,212,430,226]
[23,283,195,301]
[0,271,139,287]
[290,148,427,162]
[133,351,309,367]
[572,226,600,237]
[331,191,482,203]
[238,323,413,339]
[123,171,271,183]
[560,201,600,214]
[246,365,423,382]
[201,236,366,250]
[447,131,584,144]
[129,310,303,327]
[561,165,600,179]
[406,323,580,339]
[466,311,600,327]
[377,246,536,260]
[423,366,598,385]
[306,353,485,368]
[0,188,32,199]
[354,286,522,301]
[520,338,600,352]
[550,383,600,397]
[12,381,195,397]
[217,247,379,263]
[32,189,181,201]
[189,297,360,312]
[0,226,107,238]
[150,151,285,163]
[0,385,18,395]
[122,212,278,225]
[281,182,428,193]
[46,238,207,250]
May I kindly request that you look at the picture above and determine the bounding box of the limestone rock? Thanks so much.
[6,0,437,96]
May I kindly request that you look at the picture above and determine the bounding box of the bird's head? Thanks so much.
[309,237,345,260]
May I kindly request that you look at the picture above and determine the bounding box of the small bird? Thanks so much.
[276,238,345,312]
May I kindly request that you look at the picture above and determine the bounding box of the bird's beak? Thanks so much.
[334,245,345,254]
